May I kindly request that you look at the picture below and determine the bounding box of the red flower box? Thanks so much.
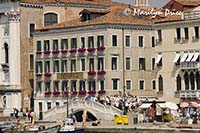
[71,91,78,95]
[69,49,77,53]
[87,71,96,76]
[61,49,68,53]
[44,73,51,77]
[97,46,105,51]
[79,90,87,95]
[36,51,42,54]
[44,50,51,55]
[53,91,60,96]
[52,50,60,54]
[97,70,106,75]
[98,90,106,94]
[78,48,86,53]
[62,91,69,95]
[44,91,51,96]
[36,73,42,77]
[88,90,96,95]
[87,48,96,52]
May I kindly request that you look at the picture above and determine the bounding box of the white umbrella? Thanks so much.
[165,102,178,110]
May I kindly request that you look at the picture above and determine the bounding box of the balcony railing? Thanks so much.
[179,90,199,98]
[180,62,199,69]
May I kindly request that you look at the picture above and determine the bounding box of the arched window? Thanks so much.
[44,13,58,26]
[158,75,163,92]
[176,74,181,91]
[196,72,200,90]
[184,72,189,90]
[4,43,8,64]
[190,72,195,90]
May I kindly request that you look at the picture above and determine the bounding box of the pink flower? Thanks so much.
[88,90,96,95]
[87,71,96,76]
[97,46,105,51]
[44,73,51,77]
[52,50,60,54]
[97,70,106,75]
[78,48,86,53]
[87,48,96,52]
[44,51,51,55]
[69,49,77,53]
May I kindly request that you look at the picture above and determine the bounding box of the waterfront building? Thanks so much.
[19,0,124,110]
[154,6,200,103]
[33,6,156,118]
[0,0,21,116]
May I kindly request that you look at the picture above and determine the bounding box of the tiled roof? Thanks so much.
[37,6,153,31]
[154,15,182,23]
[21,0,126,6]
[175,0,200,6]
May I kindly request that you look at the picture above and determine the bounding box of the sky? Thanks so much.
[112,0,170,8]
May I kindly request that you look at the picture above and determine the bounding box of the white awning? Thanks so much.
[186,53,194,62]
[157,103,166,108]
[191,53,199,62]
[173,54,180,63]
[139,103,151,108]
[155,55,162,64]
[180,53,188,62]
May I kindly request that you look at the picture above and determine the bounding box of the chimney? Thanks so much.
[134,0,149,6]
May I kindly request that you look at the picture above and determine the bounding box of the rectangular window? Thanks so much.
[53,39,58,50]
[79,80,86,91]
[89,58,94,70]
[36,61,42,73]
[61,59,67,72]
[71,38,77,49]
[139,80,144,90]
[62,80,68,91]
[99,80,105,90]
[152,80,156,90]
[29,54,34,70]
[36,81,42,92]
[71,80,77,92]
[112,79,119,90]
[126,80,131,90]
[89,80,96,91]
[80,58,85,71]
[152,58,155,70]
[176,28,181,40]
[36,41,42,51]
[44,40,50,51]
[139,58,145,70]
[56,102,59,106]
[61,39,68,50]
[44,61,50,73]
[29,23,35,37]
[138,36,144,47]
[152,36,155,47]
[97,35,104,47]
[112,57,118,70]
[125,35,130,47]
[45,82,50,92]
[184,27,189,39]
[81,37,85,48]
[88,36,94,48]
[112,35,117,46]
[53,81,59,91]
[53,60,59,72]
[98,57,104,70]
[47,102,51,110]
[194,26,199,39]
[71,59,76,72]
[158,29,162,41]
[126,57,131,70]
[39,102,42,112]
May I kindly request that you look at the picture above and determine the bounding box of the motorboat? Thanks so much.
[58,118,84,133]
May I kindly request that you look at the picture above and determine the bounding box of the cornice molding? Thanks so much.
[34,24,153,36]
[20,2,108,9]
[154,19,200,27]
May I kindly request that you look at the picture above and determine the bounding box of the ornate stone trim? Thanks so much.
[5,9,20,22]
